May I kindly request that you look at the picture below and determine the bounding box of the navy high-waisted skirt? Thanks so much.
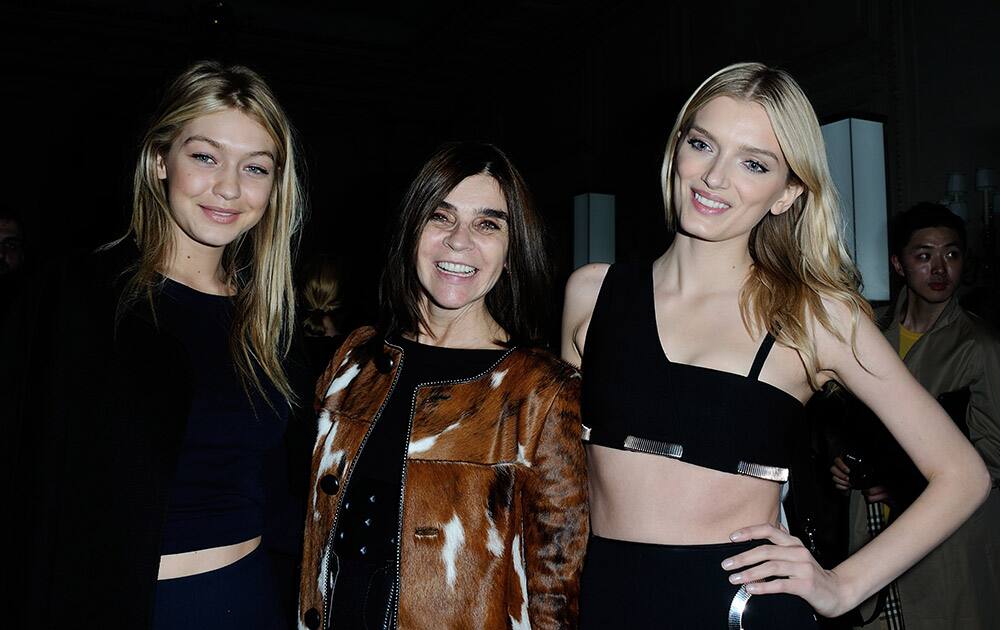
[152,545,282,630]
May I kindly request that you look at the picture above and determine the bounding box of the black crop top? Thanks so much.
[157,278,286,554]
[581,263,802,482]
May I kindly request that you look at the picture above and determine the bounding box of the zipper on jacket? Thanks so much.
[383,348,516,628]
[320,342,404,630]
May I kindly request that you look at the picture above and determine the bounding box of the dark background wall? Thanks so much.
[3,0,998,329]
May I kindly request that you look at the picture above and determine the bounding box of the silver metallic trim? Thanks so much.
[581,424,592,442]
[319,343,405,630]
[737,460,789,482]
[728,584,752,629]
[623,435,683,459]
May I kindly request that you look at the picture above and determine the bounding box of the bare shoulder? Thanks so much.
[809,294,885,377]
[561,263,611,366]
[812,295,857,336]
[564,263,611,315]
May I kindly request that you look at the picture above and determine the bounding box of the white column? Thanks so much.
[573,193,615,269]
[821,118,890,301]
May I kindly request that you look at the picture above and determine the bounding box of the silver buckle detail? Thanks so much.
[737,460,789,482]
[623,435,683,459]
[728,584,752,629]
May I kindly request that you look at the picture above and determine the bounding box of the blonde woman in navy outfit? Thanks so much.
[6,61,304,629]
[562,62,991,628]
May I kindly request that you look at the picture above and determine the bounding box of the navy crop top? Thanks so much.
[581,263,802,482]
[157,278,286,554]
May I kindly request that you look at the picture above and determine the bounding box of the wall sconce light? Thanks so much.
[944,171,970,222]
[976,168,998,283]
[975,167,996,228]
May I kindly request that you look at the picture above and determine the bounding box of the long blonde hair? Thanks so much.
[661,62,873,387]
[115,60,305,404]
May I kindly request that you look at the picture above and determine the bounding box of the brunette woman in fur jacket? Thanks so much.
[297,142,589,630]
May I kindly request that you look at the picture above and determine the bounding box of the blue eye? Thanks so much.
[245,164,270,176]
[686,138,710,151]
[191,153,217,164]
[744,160,769,174]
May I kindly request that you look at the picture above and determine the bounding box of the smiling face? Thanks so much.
[415,173,510,323]
[156,108,277,253]
[892,226,963,305]
[671,96,803,244]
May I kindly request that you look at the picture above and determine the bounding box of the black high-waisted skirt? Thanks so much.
[579,535,818,629]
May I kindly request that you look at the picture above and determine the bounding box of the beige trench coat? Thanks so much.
[850,293,1000,630]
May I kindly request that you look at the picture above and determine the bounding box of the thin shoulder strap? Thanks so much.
[747,333,776,380]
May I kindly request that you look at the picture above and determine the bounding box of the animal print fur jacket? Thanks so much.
[298,327,589,630]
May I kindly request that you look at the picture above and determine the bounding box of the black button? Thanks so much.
[338,531,345,540]
[374,352,395,373]
[304,608,320,629]
[368,494,376,503]
[359,545,367,555]
[320,474,340,495]
[363,517,372,527]
[344,501,350,511]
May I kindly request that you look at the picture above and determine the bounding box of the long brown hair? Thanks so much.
[661,62,873,387]
[111,60,305,404]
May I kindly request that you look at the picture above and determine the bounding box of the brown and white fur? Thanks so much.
[298,327,589,629]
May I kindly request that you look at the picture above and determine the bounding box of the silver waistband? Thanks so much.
[737,460,789,482]
[623,435,684,459]
[728,584,752,629]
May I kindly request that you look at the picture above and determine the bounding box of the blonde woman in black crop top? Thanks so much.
[562,63,991,628]
[7,62,306,629]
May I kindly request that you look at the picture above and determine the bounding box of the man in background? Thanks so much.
[832,203,1000,629]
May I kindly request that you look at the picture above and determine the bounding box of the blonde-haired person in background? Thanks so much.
[296,254,349,404]
[562,62,990,627]
[4,60,305,629]
[299,255,344,339]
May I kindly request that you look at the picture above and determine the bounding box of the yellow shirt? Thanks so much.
[898,324,923,360]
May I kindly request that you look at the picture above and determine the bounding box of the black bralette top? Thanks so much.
[581,263,803,482]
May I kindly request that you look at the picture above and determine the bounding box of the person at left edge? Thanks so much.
[297,142,589,630]
[3,61,306,629]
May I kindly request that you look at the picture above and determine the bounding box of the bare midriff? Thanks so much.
[157,536,261,580]
[588,445,781,544]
